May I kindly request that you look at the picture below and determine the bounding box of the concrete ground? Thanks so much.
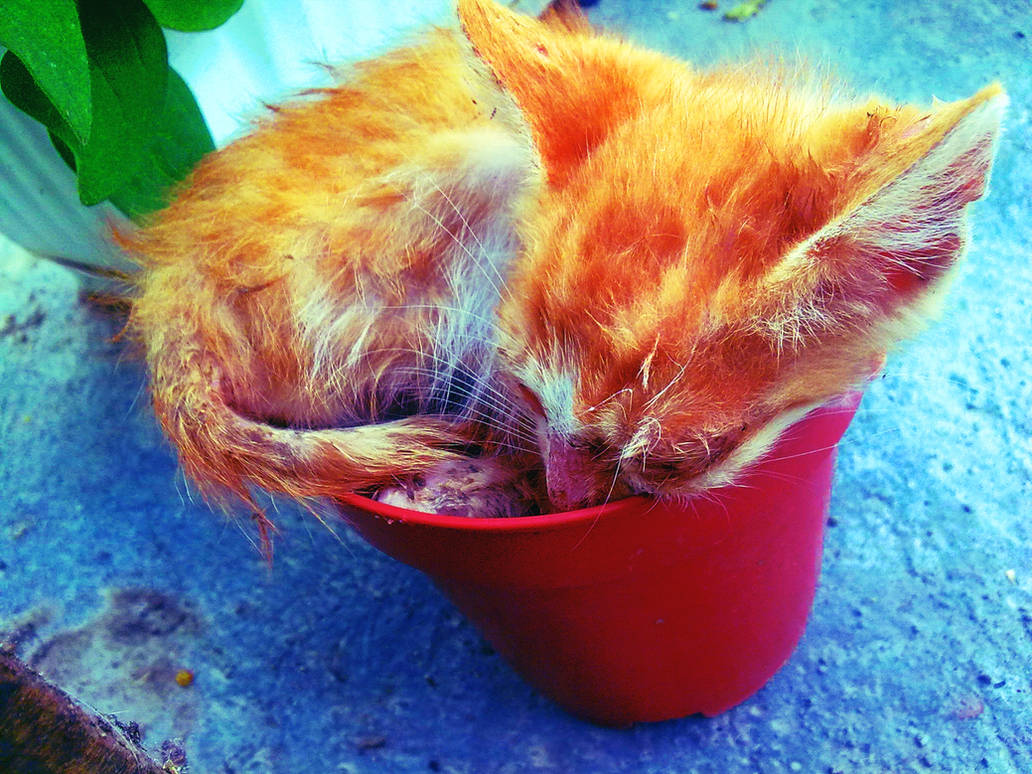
[1,0,1030,771]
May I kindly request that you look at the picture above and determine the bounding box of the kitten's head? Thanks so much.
[458,0,1005,510]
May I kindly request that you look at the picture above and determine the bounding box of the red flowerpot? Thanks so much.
[337,390,863,725]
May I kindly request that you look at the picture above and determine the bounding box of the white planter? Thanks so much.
[0,97,133,271]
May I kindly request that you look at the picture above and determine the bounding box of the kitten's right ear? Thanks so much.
[757,84,1006,351]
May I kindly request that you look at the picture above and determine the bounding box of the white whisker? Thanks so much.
[408,199,506,300]
[429,180,514,302]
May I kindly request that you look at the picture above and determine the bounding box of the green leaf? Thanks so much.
[1,0,215,220]
[141,0,245,32]
[75,0,169,202]
[1,50,76,151]
[109,68,215,221]
[2,54,213,221]
[1,50,128,199]
[0,0,92,142]
[723,0,768,22]
[1,0,171,205]
[48,130,77,171]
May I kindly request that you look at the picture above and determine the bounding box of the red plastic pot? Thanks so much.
[336,390,863,726]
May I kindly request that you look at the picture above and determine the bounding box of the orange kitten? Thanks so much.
[123,0,1005,538]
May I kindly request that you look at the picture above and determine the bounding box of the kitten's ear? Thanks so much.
[761,84,1006,347]
[456,0,639,186]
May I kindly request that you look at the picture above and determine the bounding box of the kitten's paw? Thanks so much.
[375,457,539,518]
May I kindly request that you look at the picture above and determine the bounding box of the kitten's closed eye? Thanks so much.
[621,424,751,495]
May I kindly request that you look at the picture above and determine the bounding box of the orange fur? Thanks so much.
[124,0,1005,536]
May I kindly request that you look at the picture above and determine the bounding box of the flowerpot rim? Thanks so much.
[336,491,651,533]
[335,382,871,535]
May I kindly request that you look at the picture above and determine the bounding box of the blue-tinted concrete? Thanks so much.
[1,1,1030,771]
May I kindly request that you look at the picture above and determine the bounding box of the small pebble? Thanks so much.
[355,735,387,751]
[953,695,984,720]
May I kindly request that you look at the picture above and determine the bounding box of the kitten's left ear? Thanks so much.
[456,0,643,186]
[761,84,1006,344]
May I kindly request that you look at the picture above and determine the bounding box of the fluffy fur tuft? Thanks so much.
[124,0,1005,537]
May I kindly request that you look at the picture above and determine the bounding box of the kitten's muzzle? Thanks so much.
[542,433,631,512]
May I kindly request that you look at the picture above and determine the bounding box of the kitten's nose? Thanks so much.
[546,443,591,512]
[543,435,610,512]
